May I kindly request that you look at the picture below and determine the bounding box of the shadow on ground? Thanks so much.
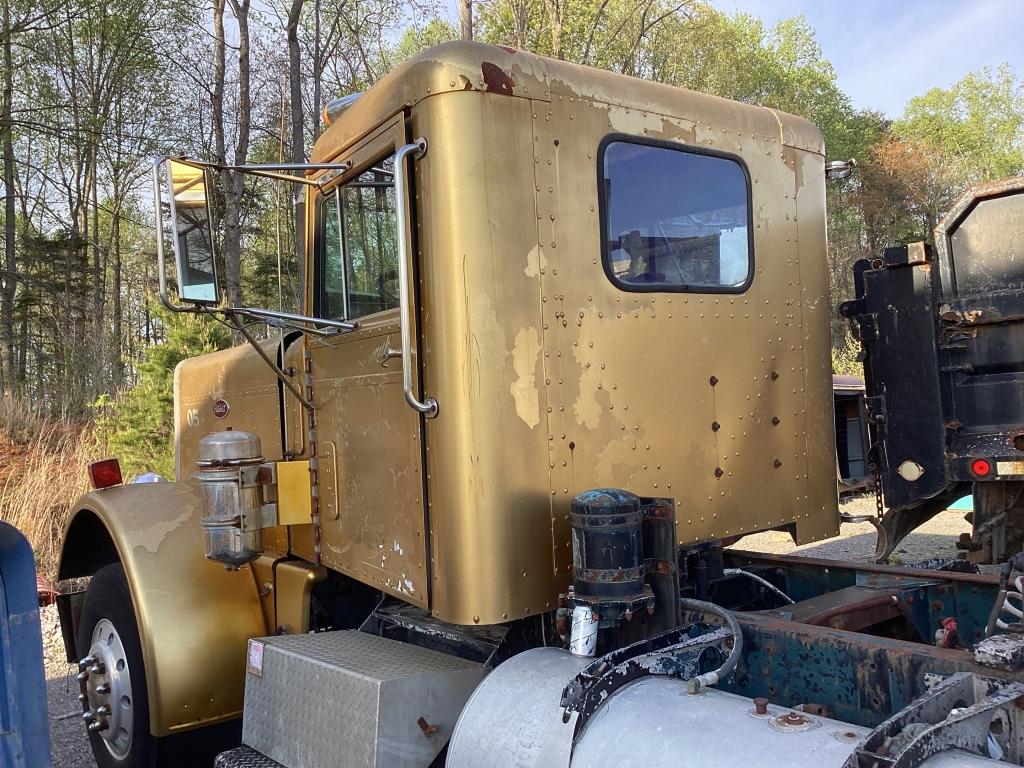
[48,674,95,768]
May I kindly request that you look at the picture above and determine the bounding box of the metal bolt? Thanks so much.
[95,683,110,695]
[777,712,809,727]
[754,697,769,715]
[76,671,89,682]
[96,705,111,716]
[78,693,88,703]
[417,716,438,737]
[82,711,95,723]
[88,663,105,675]
[709,376,719,387]
[88,721,109,733]
[78,655,97,671]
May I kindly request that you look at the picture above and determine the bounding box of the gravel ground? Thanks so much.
[42,604,95,768]
[42,496,974,767]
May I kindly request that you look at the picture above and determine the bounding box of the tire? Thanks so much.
[76,563,240,767]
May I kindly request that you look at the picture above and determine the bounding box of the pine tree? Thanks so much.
[95,304,230,479]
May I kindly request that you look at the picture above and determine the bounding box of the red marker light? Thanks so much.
[971,458,992,478]
[88,459,123,489]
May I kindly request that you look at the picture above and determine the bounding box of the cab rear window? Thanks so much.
[599,137,753,293]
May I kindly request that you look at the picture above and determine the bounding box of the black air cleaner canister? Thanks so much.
[570,488,644,600]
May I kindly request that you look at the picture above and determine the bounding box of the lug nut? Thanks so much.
[754,697,769,715]
[96,705,111,716]
[95,683,110,695]
[88,663,105,675]
[78,693,88,703]
[76,671,89,682]
[88,720,109,733]
[82,711,95,723]
[78,655,97,671]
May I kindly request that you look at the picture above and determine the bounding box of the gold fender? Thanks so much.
[59,481,267,736]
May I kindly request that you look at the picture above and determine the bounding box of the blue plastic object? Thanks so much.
[0,521,52,767]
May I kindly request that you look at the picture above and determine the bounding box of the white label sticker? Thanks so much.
[997,461,1024,476]
[247,639,264,677]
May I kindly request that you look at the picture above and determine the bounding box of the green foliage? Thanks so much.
[95,305,231,480]
[475,3,856,157]
[895,64,1024,184]
[831,331,864,379]
[392,18,459,62]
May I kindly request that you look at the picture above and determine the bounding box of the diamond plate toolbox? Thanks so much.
[241,630,484,768]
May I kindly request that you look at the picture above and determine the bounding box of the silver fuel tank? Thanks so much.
[446,647,1000,768]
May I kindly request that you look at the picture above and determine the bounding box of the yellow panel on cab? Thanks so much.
[277,460,312,526]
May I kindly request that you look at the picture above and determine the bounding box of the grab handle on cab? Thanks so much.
[394,138,438,419]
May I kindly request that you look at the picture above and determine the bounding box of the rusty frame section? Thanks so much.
[728,550,1002,648]
[724,609,1024,728]
[719,549,1024,730]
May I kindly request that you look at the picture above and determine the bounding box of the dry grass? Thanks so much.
[0,395,106,581]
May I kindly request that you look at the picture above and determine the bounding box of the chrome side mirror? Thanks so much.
[165,159,219,304]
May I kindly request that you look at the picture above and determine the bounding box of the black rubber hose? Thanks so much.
[679,597,743,693]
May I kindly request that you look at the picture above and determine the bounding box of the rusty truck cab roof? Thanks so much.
[311,41,825,165]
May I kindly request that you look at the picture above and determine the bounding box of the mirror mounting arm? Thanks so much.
[233,306,357,336]
[167,156,353,188]
[221,310,315,412]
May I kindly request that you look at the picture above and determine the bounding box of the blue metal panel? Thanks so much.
[0,522,52,767]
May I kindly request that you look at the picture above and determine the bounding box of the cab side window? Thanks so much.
[318,156,399,319]
[600,137,753,293]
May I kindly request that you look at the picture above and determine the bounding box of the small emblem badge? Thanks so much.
[213,399,230,419]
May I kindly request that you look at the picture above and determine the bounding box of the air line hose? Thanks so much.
[679,598,744,694]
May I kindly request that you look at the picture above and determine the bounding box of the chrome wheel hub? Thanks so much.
[77,618,134,759]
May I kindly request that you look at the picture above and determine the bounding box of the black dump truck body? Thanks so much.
[843,177,1024,561]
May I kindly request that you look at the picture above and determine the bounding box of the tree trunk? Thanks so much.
[90,156,105,394]
[1,0,17,395]
[543,0,562,59]
[111,211,123,386]
[508,0,527,49]
[287,0,306,307]
[220,0,252,308]
[460,0,473,41]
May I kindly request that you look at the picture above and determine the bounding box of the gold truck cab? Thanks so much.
[59,41,837,766]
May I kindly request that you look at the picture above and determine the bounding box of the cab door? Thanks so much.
[307,117,429,607]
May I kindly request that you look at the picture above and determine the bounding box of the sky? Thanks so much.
[440,0,1024,118]
[717,0,1024,116]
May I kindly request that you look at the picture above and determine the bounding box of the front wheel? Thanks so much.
[76,563,164,767]
[75,563,239,767]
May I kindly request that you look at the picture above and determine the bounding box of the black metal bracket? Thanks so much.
[559,622,730,735]
[842,671,1024,767]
